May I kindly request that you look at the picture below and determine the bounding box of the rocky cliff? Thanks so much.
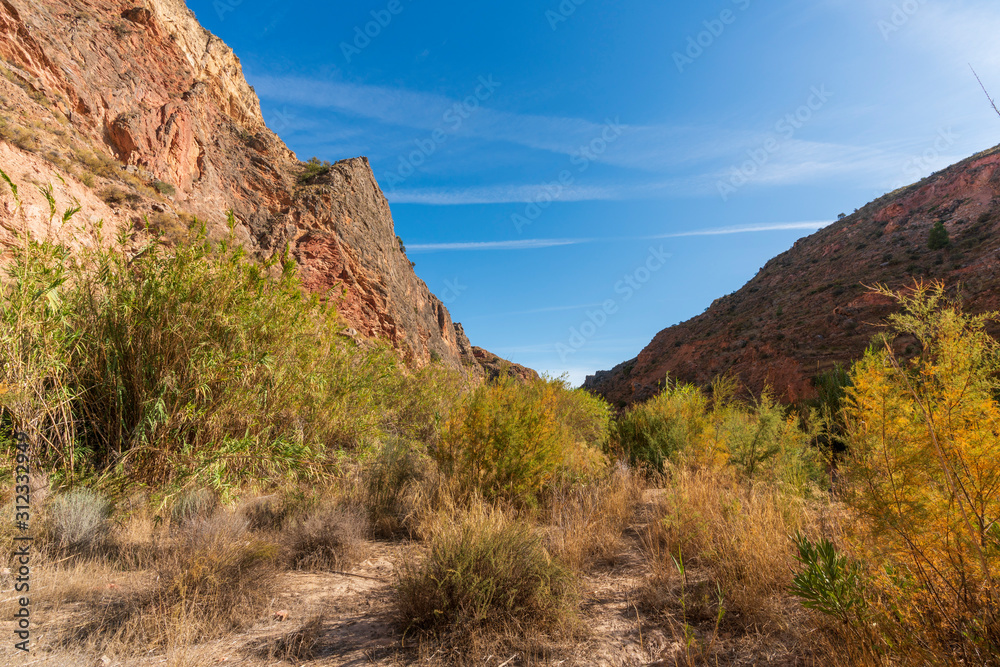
[586,144,1000,406]
[0,0,483,369]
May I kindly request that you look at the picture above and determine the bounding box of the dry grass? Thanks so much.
[252,614,325,662]
[641,466,822,627]
[363,440,424,537]
[396,502,577,642]
[46,488,112,556]
[66,512,279,651]
[240,493,291,531]
[169,487,220,526]
[284,501,366,571]
[543,463,643,571]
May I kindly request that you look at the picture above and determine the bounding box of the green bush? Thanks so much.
[435,377,608,503]
[720,393,821,487]
[298,157,331,184]
[382,364,468,447]
[790,532,866,627]
[152,180,175,197]
[928,220,950,250]
[611,382,708,472]
[611,379,822,488]
[396,508,576,637]
[0,221,401,489]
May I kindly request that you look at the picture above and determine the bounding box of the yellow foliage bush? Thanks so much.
[435,377,609,503]
[843,281,1000,660]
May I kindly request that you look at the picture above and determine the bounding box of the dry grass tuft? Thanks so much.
[69,511,278,650]
[396,503,577,641]
[253,614,325,662]
[47,488,113,556]
[362,439,424,537]
[170,487,220,526]
[240,493,291,532]
[544,464,643,571]
[284,501,366,571]
[641,466,816,626]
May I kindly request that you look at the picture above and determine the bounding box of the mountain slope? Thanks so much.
[0,0,478,369]
[585,144,1000,406]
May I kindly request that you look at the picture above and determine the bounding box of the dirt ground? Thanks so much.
[0,492,821,667]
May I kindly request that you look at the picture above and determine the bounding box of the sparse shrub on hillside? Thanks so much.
[928,220,950,250]
[840,281,1000,661]
[146,211,186,241]
[151,180,175,197]
[396,505,576,638]
[48,488,112,555]
[435,377,608,504]
[99,186,139,206]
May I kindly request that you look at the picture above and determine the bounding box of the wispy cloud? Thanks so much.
[385,183,618,205]
[250,74,724,172]
[406,238,590,253]
[382,134,971,205]
[253,72,992,203]
[408,221,831,254]
[650,221,830,238]
[474,302,608,319]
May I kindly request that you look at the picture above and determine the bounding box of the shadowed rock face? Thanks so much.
[586,145,1000,406]
[0,0,494,370]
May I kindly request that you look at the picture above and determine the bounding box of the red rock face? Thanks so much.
[0,0,486,371]
[586,147,1000,406]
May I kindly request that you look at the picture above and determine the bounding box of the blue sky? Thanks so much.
[189,0,1000,384]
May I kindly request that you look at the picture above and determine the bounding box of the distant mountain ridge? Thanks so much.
[585,144,1000,406]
